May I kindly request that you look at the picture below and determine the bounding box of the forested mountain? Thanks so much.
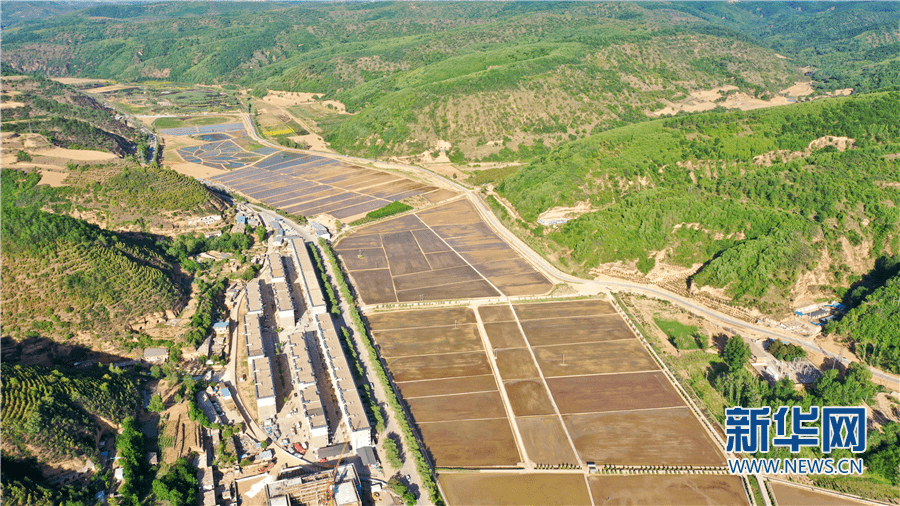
[0,2,889,159]
[498,92,900,312]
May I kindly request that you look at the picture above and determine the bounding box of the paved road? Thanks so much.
[233,114,899,388]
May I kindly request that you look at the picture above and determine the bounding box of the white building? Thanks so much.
[288,238,327,316]
[267,253,286,283]
[315,314,371,451]
[245,279,263,316]
[252,356,277,421]
[272,279,295,329]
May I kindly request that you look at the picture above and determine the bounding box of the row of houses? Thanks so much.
[268,253,297,329]
[288,238,371,450]
[287,238,327,316]
[314,313,372,451]
[285,331,330,449]
[242,312,277,420]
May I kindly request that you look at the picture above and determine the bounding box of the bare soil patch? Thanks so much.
[547,371,683,414]
[534,340,659,377]
[419,418,520,467]
[588,475,749,506]
[516,416,579,466]
[38,169,69,187]
[564,407,725,466]
[537,200,597,222]
[439,472,590,505]
[32,147,117,162]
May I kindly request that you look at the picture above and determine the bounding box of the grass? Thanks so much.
[466,165,520,186]
[349,201,413,226]
[746,475,766,506]
[654,318,704,350]
[152,115,234,129]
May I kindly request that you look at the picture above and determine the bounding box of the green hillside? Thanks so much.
[1,170,184,342]
[498,92,900,310]
[1,2,800,159]
[1,362,140,461]
[0,73,142,157]
[830,257,900,374]
[4,2,898,160]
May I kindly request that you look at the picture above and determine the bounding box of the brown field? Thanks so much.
[495,348,540,379]
[416,199,482,226]
[338,248,388,270]
[335,234,382,250]
[356,213,427,234]
[396,280,500,302]
[514,299,616,320]
[519,315,634,346]
[534,340,659,377]
[392,265,483,292]
[382,231,432,275]
[411,228,451,253]
[387,352,492,382]
[504,379,556,417]
[516,416,579,466]
[439,473,591,506]
[367,307,476,330]
[564,407,725,466]
[419,419,520,467]
[768,482,873,506]
[397,375,497,399]
[588,475,749,506]
[482,322,528,349]
[337,199,552,303]
[424,251,468,269]
[408,391,506,422]
[547,371,684,414]
[375,325,483,358]
[478,305,516,323]
[487,273,556,296]
[350,269,397,304]
[422,188,458,203]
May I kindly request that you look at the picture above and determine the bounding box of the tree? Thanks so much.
[148,394,165,412]
[255,225,266,242]
[722,336,751,372]
[150,365,162,379]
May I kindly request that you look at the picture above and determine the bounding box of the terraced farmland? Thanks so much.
[208,148,448,221]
